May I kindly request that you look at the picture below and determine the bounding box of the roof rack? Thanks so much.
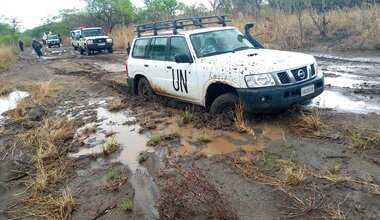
[135,15,230,37]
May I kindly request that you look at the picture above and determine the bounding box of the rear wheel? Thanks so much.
[210,93,239,116]
[137,78,154,97]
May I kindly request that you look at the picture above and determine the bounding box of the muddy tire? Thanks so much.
[108,47,113,53]
[85,47,91,56]
[80,47,84,55]
[210,93,239,115]
[137,78,154,97]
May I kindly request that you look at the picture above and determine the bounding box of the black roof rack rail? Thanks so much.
[135,15,230,37]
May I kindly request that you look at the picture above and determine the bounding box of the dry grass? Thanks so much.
[0,45,17,72]
[110,26,135,49]
[0,81,15,96]
[107,97,128,111]
[229,6,380,50]
[234,103,257,140]
[158,160,238,219]
[290,109,328,139]
[345,125,380,151]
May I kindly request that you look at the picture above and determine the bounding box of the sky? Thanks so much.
[0,0,206,31]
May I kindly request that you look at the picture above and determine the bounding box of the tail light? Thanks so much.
[125,60,129,77]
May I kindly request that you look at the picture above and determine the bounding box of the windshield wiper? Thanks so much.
[202,51,229,57]
[232,46,253,52]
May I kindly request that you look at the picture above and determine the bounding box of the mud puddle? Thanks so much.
[67,99,159,219]
[310,90,380,114]
[0,91,29,122]
[70,107,151,171]
[93,62,125,73]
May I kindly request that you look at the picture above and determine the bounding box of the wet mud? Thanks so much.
[1,45,380,219]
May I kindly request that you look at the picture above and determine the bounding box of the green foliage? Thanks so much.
[121,200,134,212]
[139,0,190,21]
[147,136,161,146]
[138,151,149,163]
[0,34,19,45]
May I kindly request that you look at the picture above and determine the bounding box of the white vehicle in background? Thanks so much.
[70,29,81,50]
[125,16,324,114]
[71,27,113,55]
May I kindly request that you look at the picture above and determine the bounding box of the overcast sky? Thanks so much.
[0,0,205,31]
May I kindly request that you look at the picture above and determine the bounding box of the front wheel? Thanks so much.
[85,47,91,56]
[80,47,84,55]
[108,47,113,53]
[137,78,154,97]
[210,93,239,116]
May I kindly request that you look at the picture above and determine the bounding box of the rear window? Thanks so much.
[148,38,168,61]
[132,39,150,58]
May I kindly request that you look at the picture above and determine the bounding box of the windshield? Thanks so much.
[83,29,105,37]
[190,29,255,58]
[48,35,58,40]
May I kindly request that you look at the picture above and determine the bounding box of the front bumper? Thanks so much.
[237,75,324,113]
[87,42,113,50]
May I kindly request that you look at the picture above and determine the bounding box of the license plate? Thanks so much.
[301,85,315,96]
[98,43,105,46]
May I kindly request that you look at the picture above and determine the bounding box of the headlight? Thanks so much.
[87,39,93,44]
[106,38,113,43]
[245,73,276,88]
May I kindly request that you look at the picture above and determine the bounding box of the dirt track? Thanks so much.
[0,45,380,219]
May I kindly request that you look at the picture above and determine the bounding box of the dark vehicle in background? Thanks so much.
[47,35,61,48]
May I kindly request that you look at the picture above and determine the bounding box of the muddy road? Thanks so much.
[0,45,379,220]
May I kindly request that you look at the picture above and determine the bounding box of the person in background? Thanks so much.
[18,39,24,52]
[32,39,43,58]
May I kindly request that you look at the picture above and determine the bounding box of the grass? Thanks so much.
[109,26,135,49]
[121,200,134,213]
[330,162,343,174]
[107,167,128,179]
[177,110,193,126]
[138,150,149,163]
[0,45,17,73]
[231,6,380,50]
[107,97,128,111]
[290,109,327,139]
[147,136,161,147]
[199,130,215,143]
[101,139,120,157]
[0,81,14,96]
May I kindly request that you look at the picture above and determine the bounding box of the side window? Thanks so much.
[148,38,168,61]
[132,39,150,58]
[169,37,191,62]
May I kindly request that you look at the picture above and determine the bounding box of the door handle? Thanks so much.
[144,64,149,67]
[167,66,172,69]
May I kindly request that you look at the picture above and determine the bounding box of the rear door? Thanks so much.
[129,38,151,80]
[144,37,169,92]
[165,37,199,102]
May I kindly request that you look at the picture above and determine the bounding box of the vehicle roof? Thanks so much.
[138,26,237,38]
[82,27,104,30]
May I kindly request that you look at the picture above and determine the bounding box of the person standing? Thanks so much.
[32,39,43,58]
[18,39,24,52]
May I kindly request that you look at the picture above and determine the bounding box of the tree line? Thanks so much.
[0,0,379,43]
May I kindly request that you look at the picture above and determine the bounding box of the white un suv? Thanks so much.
[125,16,324,114]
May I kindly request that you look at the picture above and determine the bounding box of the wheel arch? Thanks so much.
[204,82,238,110]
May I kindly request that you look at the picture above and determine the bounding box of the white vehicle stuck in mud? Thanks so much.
[125,16,324,114]
[70,27,113,55]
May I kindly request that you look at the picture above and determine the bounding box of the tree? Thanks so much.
[140,0,189,21]
[84,0,134,32]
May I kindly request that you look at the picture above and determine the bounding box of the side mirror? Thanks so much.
[175,54,193,63]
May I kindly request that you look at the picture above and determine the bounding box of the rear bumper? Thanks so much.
[237,75,324,113]
[126,77,135,92]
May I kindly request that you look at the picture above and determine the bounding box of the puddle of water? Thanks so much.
[0,91,29,122]
[313,54,380,64]
[201,137,238,156]
[94,62,125,73]
[70,107,150,171]
[325,77,365,88]
[310,90,380,114]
